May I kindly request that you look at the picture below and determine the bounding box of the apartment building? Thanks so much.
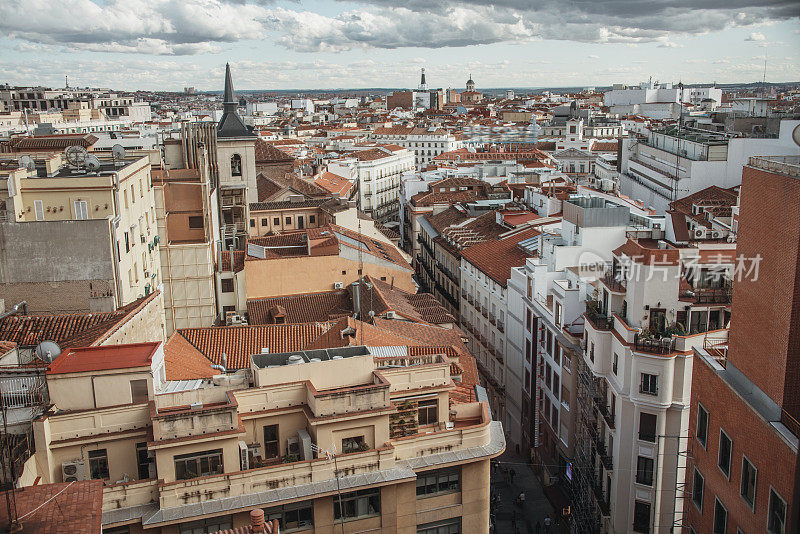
[620,119,800,213]
[327,145,414,224]
[683,156,799,534]
[29,342,502,534]
[369,126,462,168]
[0,85,151,121]
[0,152,160,311]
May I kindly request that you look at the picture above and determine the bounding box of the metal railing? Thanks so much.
[600,272,626,293]
[585,301,614,331]
[692,286,733,305]
[633,333,676,355]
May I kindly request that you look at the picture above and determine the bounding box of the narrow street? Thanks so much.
[490,449,556,534]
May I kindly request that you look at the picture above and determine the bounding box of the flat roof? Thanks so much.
[48,342,159,375]
[251,346,369,369]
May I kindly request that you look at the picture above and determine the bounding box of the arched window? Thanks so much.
[231,154,242,177]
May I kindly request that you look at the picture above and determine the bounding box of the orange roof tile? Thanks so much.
[48,342,159,375]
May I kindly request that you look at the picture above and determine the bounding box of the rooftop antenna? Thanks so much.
[85,154,101,173]
[111,143,126,169]
[65,75,69,89]
[64,146,88,169]
[762,48,768,97]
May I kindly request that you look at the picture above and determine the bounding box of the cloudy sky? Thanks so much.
[1,0,799,91]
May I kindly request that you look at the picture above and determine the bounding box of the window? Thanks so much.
[590,342,595,363]
[692,468,704,512]
[249,218,255,228]
[231,154,242,177]
[309,215,316,224]
[274,217,280,225]
[713,498,727,534]
[179,516,233,534]
[545,363,552,389]
[418,398,438,425]
[417,518,461,534]
[636,456,654,486]
[612,353,618,375]
[264,501,314,532]
[334,488,380,520]
[130,379,148,403]
[88,449,109,480]
[561,385,570,409]
[562,351,571,373]
[633,500,651,533]
[525,369,531,392]
[526,309,532,331]
[640,373,658,395]
[416,466,460,497]
[718,430,732,477]
[696,404,708,448]
[552,373,560,400]
[74,200,89,220]
[342,436,366,454]
[136,442,151,480]
[553,345,560,366]
[639,412,657,442]
[263,425,279,459]
[546,330,553,355]
[768,488,787,534]
[740,456,757,509]
[525,339,532,363]
[189,216,204,229]
[221,278,234,293]
[174,449,223,480]
[285,216,291,225]
[124,231,130,253]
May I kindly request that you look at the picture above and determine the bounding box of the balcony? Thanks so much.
[596,440,613,470]
[481,306,489,319]
[590,477,611,517]
[497,321,505,333]
[600,272,626,293]
[489,314,496,327]
[585,301,614,331]
[594,398,615,430]
[633,333,676,355]
[439,263,460,285]
[691,286,733,305]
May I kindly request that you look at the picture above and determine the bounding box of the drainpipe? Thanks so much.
[0,301,27,321]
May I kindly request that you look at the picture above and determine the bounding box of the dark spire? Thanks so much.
[217,62,254,138]
[420,68,426,87]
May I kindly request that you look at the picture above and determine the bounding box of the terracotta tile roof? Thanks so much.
[668,185,738,227]
[249,197,328,211]
[163,332,217,381]
[256,174,283,202]
[411,189,485,208]
[612,238,680,266]
[425,206,471,233]
[590,140,620,152]
[461,227,541,286]
[359,276,455,326]
[48,342,159,375]
[0,293,159,349]
[315,171,354,198]
[439,211,507,250]
[254,138,295,164]
[343,147,397,162]
[8,133,98,151]
[0,480,103,534]
[175,323,334,370]
[247,291,353,324]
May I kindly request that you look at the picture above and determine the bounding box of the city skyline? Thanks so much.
[1,0,799,91]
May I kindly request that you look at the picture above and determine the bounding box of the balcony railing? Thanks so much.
[692,286,733,305]
[633,333,676,355]
[594,398,615,429]
[585,301,613,331]
[590,477,611,516]
[600,272,626,293]
[596,441,613,470]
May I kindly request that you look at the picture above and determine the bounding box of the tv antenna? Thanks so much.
[18,156,35,173]
[111,144,126,168]
[64,146,88,169]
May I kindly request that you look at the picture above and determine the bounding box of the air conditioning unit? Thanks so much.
[694,229,705,238]
[287,436,301,456]
[297,430,312,461]
[712,231,720,238]
[62,460,87,482]
[334,282,344,289]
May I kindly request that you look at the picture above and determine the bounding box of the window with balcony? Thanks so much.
[334,488,380,520]
[633,501,651,533]
[418,398,438,425]
[768,488,787,534]
[692,468,704,512]
[416,466,460,497]
[265,501,314,532]
[638,412,657,442]
[636,456,654,486]
[740,456,757,509]
[175,449,224,480]
[417,519,461,534]
[718,430,732,478]
[640,373,658,395]
[88,449,109,480]
[713,498,727,534]
[342,436,366,454]
[696,404,708,448]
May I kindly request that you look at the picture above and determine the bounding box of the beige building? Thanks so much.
[27,342,502,534]
[0,151,160,310]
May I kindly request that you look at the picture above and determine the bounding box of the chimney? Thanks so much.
[250,509,265,533]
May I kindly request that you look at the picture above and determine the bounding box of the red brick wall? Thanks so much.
[727,165,800,410]
[684,356,795,533]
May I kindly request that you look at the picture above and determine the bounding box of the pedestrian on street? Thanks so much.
[544,515,552,533]
[535,521,541,534]
[510,467,516,484]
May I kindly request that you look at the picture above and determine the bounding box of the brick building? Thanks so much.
[683,156,800,534]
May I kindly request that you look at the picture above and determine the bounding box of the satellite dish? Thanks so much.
[35,340,62,364]
[64,146,88,167]
[111,143,126,160]
[85,154,101,172]
[18,155,35,172]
